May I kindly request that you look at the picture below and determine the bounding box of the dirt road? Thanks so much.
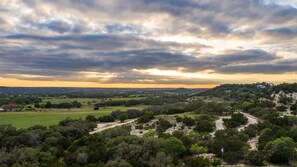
[90,119,136,134]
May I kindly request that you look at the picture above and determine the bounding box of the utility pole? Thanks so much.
[221,148,224,162]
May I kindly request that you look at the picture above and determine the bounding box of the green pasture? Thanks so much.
[0,105,146,129]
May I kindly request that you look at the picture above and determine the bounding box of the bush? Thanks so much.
[276,105,287,112]
[224,151,243,164]
[117,113,128,123]
[126,109,144,119]
[223,113,248,128]
[111,110,124,118]
[183,156,211,167]
[98,116,115,122]
[175,116,182,123]
[85,115,97,122]
[182,116,196,126]
[194,120,214,133]
[156,118,172,133]
[137,112,155,124]
[245,150,266,166]
[264,137,296,164]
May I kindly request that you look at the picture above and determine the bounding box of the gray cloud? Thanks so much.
[0,0,297,85]
[217,61,297,74]
[1,32,294,84]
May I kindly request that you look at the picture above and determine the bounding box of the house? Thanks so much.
[60,95,68,99]
[5,103,17,112]
[257,84,266,89]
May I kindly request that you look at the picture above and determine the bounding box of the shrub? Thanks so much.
[85,115,97,122]
[117,113,128,123]
[194,120,214,133]
[183,156,211,167]
[156,118,172,133]
[182,116,196,126]
[137,112,155,123]
[98,116,115,122]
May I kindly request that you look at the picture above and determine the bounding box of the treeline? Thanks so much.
[0,95,41,106]
[0,119,96,166]
[95,95,186,107]
[197,83,272,101]
[86,109,145,123]
[272,83,297,93]
[41,101,82,109]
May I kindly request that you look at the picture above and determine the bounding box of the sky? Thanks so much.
[0,0,297,88]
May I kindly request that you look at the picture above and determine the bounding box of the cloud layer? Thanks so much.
[0,0,297,87]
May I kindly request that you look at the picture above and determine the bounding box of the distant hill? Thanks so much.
[0,87,207,95]
[194,83,273,101]
[272,83,297,93]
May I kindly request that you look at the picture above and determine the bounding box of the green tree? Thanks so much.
[264,137,296,164]
[45,101,52,109]
[105,158,132,167]
[183,156,211,167]
[165,137,186,158]
[245,150,266,166]
[194,120,214,133]
[85,115,97,122]
[190,144,208,154]
[117,113,129,123]
[149,152,173,167]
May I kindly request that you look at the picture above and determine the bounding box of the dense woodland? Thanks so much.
[1,83,297,166]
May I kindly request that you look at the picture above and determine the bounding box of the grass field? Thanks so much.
[0,105,146,129]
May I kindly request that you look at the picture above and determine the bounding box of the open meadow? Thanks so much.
[0,96,147,128]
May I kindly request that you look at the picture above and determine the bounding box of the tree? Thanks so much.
[183,156,211,167]
[223,113,248,128]
[211,129,248,164]
[85,115,97,122]
[117,113,128,123]
[126,109,144,119]
[182,116,196,126]
[194,120,214,133]
[34,103,40,108]
[45,101,52,109]
[98,116,115,122]
[190,144,208,154]
[105,158,132,167]
[165,137,186,158]
[137,112,154,123]
[264,137,296,164]
[111,110,124,118]
[245,150,266,166]
[149,152,173,167]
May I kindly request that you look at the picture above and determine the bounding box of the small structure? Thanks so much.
[257,84,266,89]
[5,103,17,112]
[60,95,68,99]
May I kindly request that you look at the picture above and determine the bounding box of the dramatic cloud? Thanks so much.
[0,0,296,87]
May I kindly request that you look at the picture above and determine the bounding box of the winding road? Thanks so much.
[211,112,260,150]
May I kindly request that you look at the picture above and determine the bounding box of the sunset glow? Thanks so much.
[0,0,297,88]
